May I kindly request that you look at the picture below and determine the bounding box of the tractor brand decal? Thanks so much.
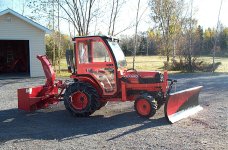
[124,74,139,78]
[26,88,32,94]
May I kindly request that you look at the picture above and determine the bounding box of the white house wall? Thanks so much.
[0,13,45,77]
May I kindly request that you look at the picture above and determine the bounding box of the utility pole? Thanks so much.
[189,0,193,72]
[57,0,61,73]
[52,0,56,71]
[213,0,223,73]
[146,31,149,56]
[172,40,176,61]
[133,0,141,70]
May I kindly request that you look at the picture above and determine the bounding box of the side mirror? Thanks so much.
[68,66,72,73]
[66,49,74,73]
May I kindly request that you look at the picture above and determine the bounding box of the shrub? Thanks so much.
[163,59,222,72]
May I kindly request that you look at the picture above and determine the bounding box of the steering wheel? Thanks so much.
[126,68,137,72]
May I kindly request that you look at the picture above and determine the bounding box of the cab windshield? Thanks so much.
[107,40,127,68]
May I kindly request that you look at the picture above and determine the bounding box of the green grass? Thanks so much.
[54,59,71,77]
[126,56,165,70]
[126,56,228,72]
[55,56,228,77]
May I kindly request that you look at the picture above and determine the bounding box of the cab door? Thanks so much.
[76,37,117,96]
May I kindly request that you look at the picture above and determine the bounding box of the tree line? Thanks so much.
[20,0,227,72]
[120,26,228,57]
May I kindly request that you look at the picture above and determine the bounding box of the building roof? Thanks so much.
[0,8,51,33]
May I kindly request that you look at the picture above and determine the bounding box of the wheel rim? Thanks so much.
[71,91,89,110]
[136,99,151,116]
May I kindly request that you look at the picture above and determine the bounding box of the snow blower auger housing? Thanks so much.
[18,55,65,111]
[18,36,203,123]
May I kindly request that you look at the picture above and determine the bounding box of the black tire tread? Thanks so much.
[64,82,100,117]
[134,93,157,118]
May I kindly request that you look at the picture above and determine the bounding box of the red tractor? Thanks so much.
[18,36,203,123]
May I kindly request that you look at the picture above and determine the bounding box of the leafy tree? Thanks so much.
[219,27,228,55]
[204,28,216,54]
[149,0,185,62]
[57,0,97,36]
[108,0,126,35]
[194,25,204,55]
[45,32,73,62]
[119,35,135,56]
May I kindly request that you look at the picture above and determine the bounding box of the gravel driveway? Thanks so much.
[0,73,227,150]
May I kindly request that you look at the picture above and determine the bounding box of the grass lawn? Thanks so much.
[126,56,228,72]
[55,56,228,77]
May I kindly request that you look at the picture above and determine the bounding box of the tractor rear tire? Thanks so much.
[134,94,157,118]
[64,82,100,117]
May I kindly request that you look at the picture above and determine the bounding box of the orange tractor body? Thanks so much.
[18,36,203,123]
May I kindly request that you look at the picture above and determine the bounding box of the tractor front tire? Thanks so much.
[64,82,100,117]
[134,94,157,118]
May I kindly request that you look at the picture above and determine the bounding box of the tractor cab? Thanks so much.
[68,36,164,96]
[70,36,127,96]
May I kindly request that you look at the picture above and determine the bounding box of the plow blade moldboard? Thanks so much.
[165,86,203,123]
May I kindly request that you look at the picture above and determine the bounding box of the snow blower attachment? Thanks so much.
[17,36,203,123]
[18,55,64,112]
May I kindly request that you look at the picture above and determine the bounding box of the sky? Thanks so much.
[0,0,227,36]
[194,0,228,28]
[113,0,228,35]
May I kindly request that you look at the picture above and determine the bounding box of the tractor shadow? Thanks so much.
[0,107,169,143]
[1,73,227,143]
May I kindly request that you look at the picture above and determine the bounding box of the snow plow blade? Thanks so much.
[165,86,203,123]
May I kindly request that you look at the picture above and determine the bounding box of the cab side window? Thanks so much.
[92,41,111,62]
[78,42,88,64]
[78,41,93,63]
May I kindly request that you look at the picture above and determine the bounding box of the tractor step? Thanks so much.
[165,86,203,123]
